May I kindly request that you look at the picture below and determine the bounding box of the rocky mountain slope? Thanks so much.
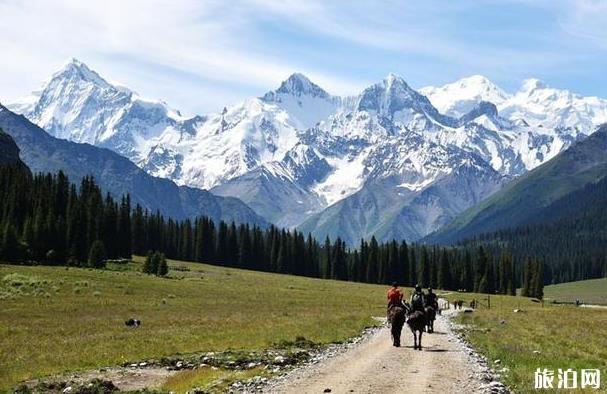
[0,104,267,226]
[0,128,27,169]
[427,125,607,244]
[11,59,607,242]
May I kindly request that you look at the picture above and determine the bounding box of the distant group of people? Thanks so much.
[387,282,438,312]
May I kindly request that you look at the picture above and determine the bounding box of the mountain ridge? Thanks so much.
[426,124,607,244]
[0,104,268,226]
[10,59,607,242]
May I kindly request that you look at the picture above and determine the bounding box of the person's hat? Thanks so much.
[392,281,398,287]
[415,284,421,291]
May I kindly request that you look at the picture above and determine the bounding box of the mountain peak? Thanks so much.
[273,73,330,98]
[420,75,508,118]
[383,73,410,90]
[521,78,547,93]
[51,58,112,90]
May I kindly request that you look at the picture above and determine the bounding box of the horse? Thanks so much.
[404,303,426,350]
[425,305,436,333]
[387,304,407,347]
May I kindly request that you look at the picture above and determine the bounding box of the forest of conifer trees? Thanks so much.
[2,162,603,295]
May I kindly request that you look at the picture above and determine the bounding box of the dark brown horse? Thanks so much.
[425,306,436,333]
[403,303,425,350]
[387,304,406,347]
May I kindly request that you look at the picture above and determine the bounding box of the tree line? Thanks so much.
[0,164,548,296]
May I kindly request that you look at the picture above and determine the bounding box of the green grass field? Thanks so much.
[442,292,607,393]
[0,259,385,391]
[544,278,607,305]
[2,259,606,393]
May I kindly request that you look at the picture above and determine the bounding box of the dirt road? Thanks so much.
[268,309,501,393]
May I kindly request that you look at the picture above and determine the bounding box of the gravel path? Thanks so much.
[265,308,508,394]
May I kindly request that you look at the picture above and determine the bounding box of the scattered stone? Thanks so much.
[62,387,72,393]
[138,362,147,367]
[274,355,286,364]
[513,309,523,313]
[494,359,501,364]
[323,389,332,393]
[533,350,541,355]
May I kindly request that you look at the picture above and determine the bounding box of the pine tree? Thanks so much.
[438,249,452,290]
[366,236,379,283]
[521,259,533,297]
[475,246,489,293]
[533,259,544,299]
[399,241,410,286]
[322,236,331,279]
[87,240,106,268]
[157,253,169,276]
[418,246,429,287]
[0,222,22,262]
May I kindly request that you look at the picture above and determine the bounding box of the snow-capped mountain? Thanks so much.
[419,75,509,118]
[11,58,191,163]
[11,59,607,243]
[422,76,607,135]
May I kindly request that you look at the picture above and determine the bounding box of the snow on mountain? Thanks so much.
[423,76,607,134]
[499,78,607,134]
[11,60,607,241]
[9,58,187,163]
[142,73,341,191]
[420,75,509,118]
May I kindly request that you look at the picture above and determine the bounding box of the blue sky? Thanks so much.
[1,0,606,114]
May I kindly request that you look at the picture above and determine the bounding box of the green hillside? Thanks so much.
[544,278,607,305]
[429,125,607,244]
[0,259,386,390]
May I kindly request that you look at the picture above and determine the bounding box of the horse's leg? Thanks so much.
[390,324,397,346]
[419,330,423,350]
[395,323,401,347]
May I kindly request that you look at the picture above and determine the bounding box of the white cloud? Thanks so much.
[0,0,362,112]
[0,0,604,113]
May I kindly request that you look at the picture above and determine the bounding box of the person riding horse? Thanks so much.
[386,282,406,347]
[387,282,404,309]
[410,284,425,312]
[425,287,438,310]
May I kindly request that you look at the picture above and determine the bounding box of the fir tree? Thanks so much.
[87,240,106,268]
[157,253,169,276]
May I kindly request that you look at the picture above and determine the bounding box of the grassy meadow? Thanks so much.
[0,258,386,391]
[544,278,607,305]
[441,291,607,393]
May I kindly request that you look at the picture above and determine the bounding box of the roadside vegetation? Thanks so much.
[441,291,607,393]
[0,257,385,391]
